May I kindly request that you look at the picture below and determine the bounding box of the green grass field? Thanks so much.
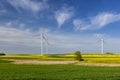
[0,60,120,80]
[0,54,120,80]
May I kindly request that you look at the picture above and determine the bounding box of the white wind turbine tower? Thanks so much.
[40,29,49,56]
[100,38,104,54]
[43,33,49,54]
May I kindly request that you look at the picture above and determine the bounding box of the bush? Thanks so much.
[106,52,113,55]
[0,53,6,56]
[74,51,84,61]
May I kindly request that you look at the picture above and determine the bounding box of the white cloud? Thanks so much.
[55,6,73,28]
[0,25,120,54]
[0,26,98,53]
[73,12,120,31]
[7,0,48,13]
[0,26,40,46]
[4,20,26,29]
[93,33,107,39]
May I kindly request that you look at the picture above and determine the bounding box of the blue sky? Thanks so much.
[0,0,120,54]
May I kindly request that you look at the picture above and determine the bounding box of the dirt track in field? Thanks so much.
[4,59,120,66]
[9,59,78,65]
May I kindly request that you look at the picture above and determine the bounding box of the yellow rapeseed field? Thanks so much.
[0,53,120,63]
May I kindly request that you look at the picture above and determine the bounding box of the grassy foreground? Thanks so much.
[0,61,120,80]
[0,54,120,80]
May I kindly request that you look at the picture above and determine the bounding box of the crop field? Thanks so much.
[0,60,120,80]
[0,54,120,80]
[0,54,120,63]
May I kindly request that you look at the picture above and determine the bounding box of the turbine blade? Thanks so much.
[42,33,47,41]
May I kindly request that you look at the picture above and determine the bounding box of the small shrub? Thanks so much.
[74,51,84,61]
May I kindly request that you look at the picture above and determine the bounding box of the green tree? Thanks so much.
[74,51,83,61]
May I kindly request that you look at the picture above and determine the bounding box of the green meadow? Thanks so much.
[0,60,120,80]
[0,54,120,80]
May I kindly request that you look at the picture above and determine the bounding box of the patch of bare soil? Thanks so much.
[3,59,120,66]
[77,62,120,67]
[8,59,78,65]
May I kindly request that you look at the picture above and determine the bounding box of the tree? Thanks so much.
[74,51,83,61]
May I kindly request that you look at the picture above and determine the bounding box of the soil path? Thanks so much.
[3,59,120,66]
[9,59,78,64]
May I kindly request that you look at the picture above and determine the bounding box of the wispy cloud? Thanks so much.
[4,20,26,29]
[73,12,120,31]
[55,6,74,28]
[0,25,98,53]
[0,25,120,53]
[7,0,48,13]
[93,33,109,39]
[0,26,39,46]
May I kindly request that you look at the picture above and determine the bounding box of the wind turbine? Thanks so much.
[95,34,105,54]
[42,33,49,54]
[41,32,49,56]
